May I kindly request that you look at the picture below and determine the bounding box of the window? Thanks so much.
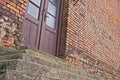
[27,0,41,19]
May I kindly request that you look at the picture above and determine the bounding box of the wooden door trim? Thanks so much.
[56,0,64,57]
[35,0,45,48]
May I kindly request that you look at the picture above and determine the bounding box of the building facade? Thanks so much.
[0,0,120,79]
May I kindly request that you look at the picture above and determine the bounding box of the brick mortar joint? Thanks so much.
[0,9,23,24]
[64,44,120,78]
[65,54,120,78]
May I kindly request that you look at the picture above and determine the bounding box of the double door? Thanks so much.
[22,0,61,55]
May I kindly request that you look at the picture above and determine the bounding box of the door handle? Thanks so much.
[43,8,49,22]
[44,13,49,22]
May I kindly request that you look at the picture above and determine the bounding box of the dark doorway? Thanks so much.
[22,0,62,55]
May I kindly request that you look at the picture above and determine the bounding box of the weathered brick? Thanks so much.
[16,6,22,11]
[18,0,24,4]
[60,0,120,79]
[9,1,16,8]
[0,0,120,80]
[3,0,9,3]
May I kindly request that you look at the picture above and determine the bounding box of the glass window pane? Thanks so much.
[27,2,39,19]
[31,0,41,6]
[46,14,56,28]
[48,2,56,16]
[50,0,58,4]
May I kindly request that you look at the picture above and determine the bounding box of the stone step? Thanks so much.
[5,69,63,80]
[0,59,82,80]
[0,55,86,79]
[21,49,86,75]
[0,53,23,61]
[0,60,18,71]
[4,69,106,80]
[0,72,5,80]
[0,59,106,80]
[16,59,107,80]
[0,48,87,76]
[0,46,28,56]
[0,48,107,80]
[16,59,83,80]
[0,47,26,60]
[5,69,94,80]
[0,46,17,55]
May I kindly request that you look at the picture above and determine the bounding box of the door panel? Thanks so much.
[29,23,38,47]
[48,33,56,54]
[40,30,49,52]
[22,19,31,45]
[22,0,61,55]
[22,19,39,48]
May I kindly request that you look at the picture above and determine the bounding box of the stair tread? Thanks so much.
[0,47,108,80]
[6,69,63,80]
[0,49,86,74]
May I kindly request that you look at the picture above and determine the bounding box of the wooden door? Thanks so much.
[22,0,44,48]
[22,0,61,55]
[39,0,61,55]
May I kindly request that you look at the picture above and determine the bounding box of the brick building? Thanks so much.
[0,0,120,80]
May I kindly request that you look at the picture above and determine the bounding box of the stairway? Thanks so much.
[0,46,107,80]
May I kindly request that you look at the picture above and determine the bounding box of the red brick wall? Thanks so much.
[61,0,120,79]
[0,0,120,79]
[0,0,27,22]
[0,0,27,48]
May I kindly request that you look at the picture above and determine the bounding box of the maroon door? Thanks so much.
[39,0,61,55]
[22,0,61,55]
[22,0,44,48]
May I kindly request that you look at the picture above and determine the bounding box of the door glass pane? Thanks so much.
[31,0,41,6]
[48,2,56,16]
[46,14,55,28]
[50,0,58,4]
[27,2,39,19]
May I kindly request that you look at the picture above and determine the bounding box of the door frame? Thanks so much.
[55,0,64,56]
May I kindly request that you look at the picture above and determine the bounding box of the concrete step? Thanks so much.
[0,53,23,61]
[0,58,106,80]
[0,72,5,80]
[0,46,17,55]
[16,59,82,80]
[0,45,28,55]
[21,49,87,75]
[0,60,18,73]
[5,69,63,80]
[0,46,26,60]
[0,59,82,80]
[4,69,106,80]
[0,48,107,80]
[0,49,86,76]
[17,59,107,80]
